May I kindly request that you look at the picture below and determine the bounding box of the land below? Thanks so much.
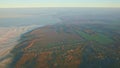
[10,22,120,68]
[0,8,120,68]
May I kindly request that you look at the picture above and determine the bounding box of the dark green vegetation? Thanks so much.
[9,21,120,68]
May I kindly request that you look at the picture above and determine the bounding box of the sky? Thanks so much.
[0,0,120,8]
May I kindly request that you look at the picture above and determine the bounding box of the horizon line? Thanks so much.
[0,3,120,8]
[0,7,120,9]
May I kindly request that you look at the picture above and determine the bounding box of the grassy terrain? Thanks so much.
[75,30,113,44]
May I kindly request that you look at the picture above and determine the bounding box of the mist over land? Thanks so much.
[0,8,120,27]
[0,25,42,68]
[0,8,120,68]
